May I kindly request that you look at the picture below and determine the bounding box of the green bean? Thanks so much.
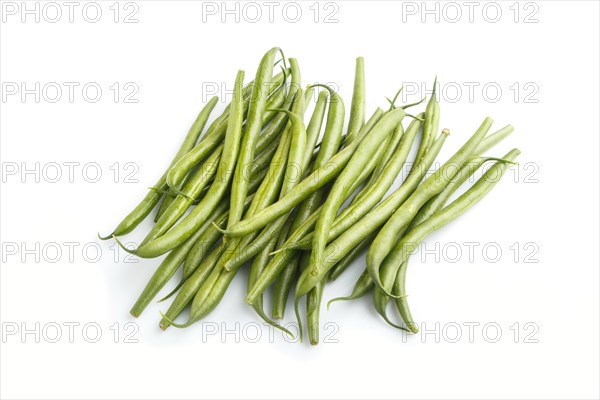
[367,118,493,297]
[153,79,288,222]
[169,135,276,268]
[392,261,415,332]
[345,57,365,143]
[306,250,325,345]
[156,187,259,321]
[228,48,283,228]
[224,109,404,240]
[302,137,391,340]
[475,124,514,154]
[120,70,247,258]
[375,149,520,330]
[99,96,219,240]
[352,107,384,144]
[301,90,329,168]
[156,168,271,305]
[247,238,279,329]
[159,241,226,330]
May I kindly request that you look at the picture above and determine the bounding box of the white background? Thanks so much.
[1,1,599,399]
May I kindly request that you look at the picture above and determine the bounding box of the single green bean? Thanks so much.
[293,130,449,307]
[129,199,228,317]
[345,57,365,143]
[245,138,391,307]
[121,70,246,258]
[270,217,297,319]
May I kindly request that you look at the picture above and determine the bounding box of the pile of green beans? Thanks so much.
[101,48,520,344]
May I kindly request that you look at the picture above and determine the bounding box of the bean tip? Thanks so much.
[97,232,113,241]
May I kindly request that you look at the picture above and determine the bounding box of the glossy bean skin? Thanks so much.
[228,48,283,228]
[375,149,520,330]
[367,118,494,296]
[100,96,219,239]
[125,71,247,258]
